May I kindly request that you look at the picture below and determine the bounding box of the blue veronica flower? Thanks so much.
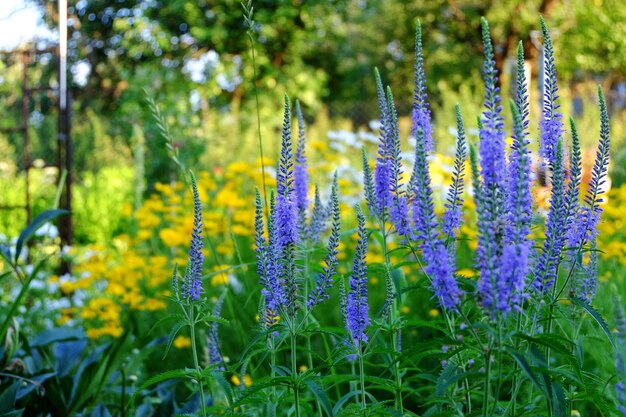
[410,128,437,243]
[565,117,583,249]
[576,238,598,302]
[539,17,564,165]
[411,128,461,310]
[532,139,567,293]
[208,293,225,371]
[515,41,530,134]
[362,146,377,217]
[294,100,309,230]
[373,68,393,220]
[344,204,370,347]
[411,21,433,152]
[182,172,204,301]
[442,104,467,240]
[255,190,286,312]
[308,173,340,308]
[386,87,410,237]
[567,87,611,249]
[475,18,507,313]
[276,94,298,248]
[307,185,328,244]
[423,241,461,311]
[498,101,533,312]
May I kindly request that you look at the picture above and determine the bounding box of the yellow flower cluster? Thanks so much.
[58,160,275,339]
[598,183,626,261]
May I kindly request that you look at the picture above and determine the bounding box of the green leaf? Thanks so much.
[304,379,334,417]
[148,313,185,335]
[163,320,188,359]
[30,327,86,347]
[14,209,68,263]
[210,370,234,407]
[508,350,546,396]
[129,368,197,405]
[0,270,11,283]
[0,382,19,414]
[571,297,615,348]
[201,315,229,326]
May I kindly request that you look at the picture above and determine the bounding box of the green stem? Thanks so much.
[246,31,269,218]
[359,347,367,415]
[304,248,323,417]
[482,340,492,417]
[291,330,301,417]
[379,222,403,412]
[491,320,503,417]
[189,305,208,417]
[509,311,524,416]
[270,336,277,402]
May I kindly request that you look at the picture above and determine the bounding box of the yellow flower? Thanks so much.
[159,228,187,247]
[456,269,477,278]
[231,374,253,387]
[429,309,440,318]
[401,306,410,314]
[173,336,191,349]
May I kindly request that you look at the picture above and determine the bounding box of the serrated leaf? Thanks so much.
[571,297,615,348]
[148,314,185,335]
[508,350,546,396]
[210,370,234,406]
[304,379,334,417]
[201,315,229,326]
[163,321,188,359]
[130,369,196,404]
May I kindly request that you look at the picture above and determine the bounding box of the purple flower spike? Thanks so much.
[475,18,507,315]
[294,100,309,228]
[539,17,564,165]
[343,205,370,347]
[276,94,298,248]
[442,105,467,240]
[208,293,225,371]
[182,172,204,301]
[411,21,433,152]
[308,174,340,308]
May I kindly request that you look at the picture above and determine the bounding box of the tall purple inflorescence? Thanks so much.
[343,205,370,347]
[276,94,298,248]
[567,87,611,250]
[475,18,507,314]
[308,174,340,308]
[208,293,225,371]
[532,139,567,293]
[372,68,394,220]
[307,185,327,244]
[386,87,410,237]
[410,21,433,153]
[294,100,309,232]
[538,17,563,166]
[442,104,467,241]
[255,189,285,313]
[182,172,205,301]
[411,128,462,310]
[499,101,533,312]
[565,117,583,248]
